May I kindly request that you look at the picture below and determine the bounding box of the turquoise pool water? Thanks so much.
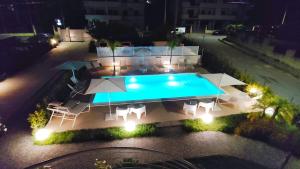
[93,73,224,104]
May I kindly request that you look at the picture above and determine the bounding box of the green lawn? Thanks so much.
[188,155,270,169]
[182,114,248,133]
[35,124,157,145]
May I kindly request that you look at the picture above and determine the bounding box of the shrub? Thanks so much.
[95,159,112,169]
[183,114,247,133]
[27,106,48,130]
[235,119,300,156]
[234,119,274,142]
[34,124,157,145]
[105,124,157,139]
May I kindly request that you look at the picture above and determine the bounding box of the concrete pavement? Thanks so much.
[186,33,300,105]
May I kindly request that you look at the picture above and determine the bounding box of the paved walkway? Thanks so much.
[1,127,299,169]
[185,33,300,105]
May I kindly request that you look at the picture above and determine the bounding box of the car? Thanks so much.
[0,72,7,82]
[212,30,226,35]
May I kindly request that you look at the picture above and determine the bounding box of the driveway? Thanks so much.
[185,33,300,105]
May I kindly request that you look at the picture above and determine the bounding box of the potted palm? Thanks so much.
[106,40,121,75]
[167,38,180,66]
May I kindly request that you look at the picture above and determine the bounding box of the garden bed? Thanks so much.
[182,114,247,134]
[236,119,300,156]
[34,124,157,145]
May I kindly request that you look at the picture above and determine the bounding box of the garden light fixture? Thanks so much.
[124,121,136,132]
[265,107,275,117]
[50,38,58,46]
[201,113,214,124]
[34,128,52,141]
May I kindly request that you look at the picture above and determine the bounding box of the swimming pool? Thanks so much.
[93,73,224,104]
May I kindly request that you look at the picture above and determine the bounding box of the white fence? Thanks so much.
[96,46,200,66]
[96,46,199,57]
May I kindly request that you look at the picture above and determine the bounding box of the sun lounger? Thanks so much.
[218,90,256,110]
[47,100,90,128]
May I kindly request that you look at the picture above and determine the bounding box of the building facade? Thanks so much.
[179,0,249,31]
[83,0,145,29]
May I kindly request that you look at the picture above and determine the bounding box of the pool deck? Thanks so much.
[45,99,251,132]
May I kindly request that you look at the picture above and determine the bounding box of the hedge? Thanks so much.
[183,114,247,134]
[34,124,157,145]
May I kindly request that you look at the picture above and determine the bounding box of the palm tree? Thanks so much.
[271,98,296,125]
[167,38,179,65]
[106,40,121,75]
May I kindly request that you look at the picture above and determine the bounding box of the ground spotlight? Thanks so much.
[124,121,136,132]
[34,128,52,141]
[201,113,214,124]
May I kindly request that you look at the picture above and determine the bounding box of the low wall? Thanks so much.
[97,55,201,67]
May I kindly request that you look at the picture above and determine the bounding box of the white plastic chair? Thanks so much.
[198,101,215,114]
[116,107,130,121]
[183,102,197,116]
[130,104,146,120]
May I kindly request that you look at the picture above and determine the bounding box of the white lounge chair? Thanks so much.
[129,104,146,120]
[218,91,256,110]
[67,84,85,98]
[116,106,130,121]
[183,101,197,116]
[198,101,215,114]
[47,100,90,128]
